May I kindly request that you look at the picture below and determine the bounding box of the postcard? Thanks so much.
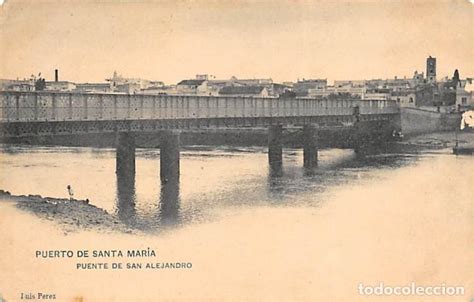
[0,1,472,301]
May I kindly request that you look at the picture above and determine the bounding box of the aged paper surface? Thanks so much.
[0,1,473,301]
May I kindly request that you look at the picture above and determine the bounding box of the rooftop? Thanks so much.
[219,86,265,95]
[46,81,74,84]
[177,79,206,86]
[76,83,110,86]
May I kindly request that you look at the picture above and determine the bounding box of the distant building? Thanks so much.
[206,79,233,95]
[139,85,178,95]
[218,86,269,97]
[268,83,292,97]
[308,85,365,98]
[293,79,327,96]
[74,83,112,93]
[5,80,35,91]
[391,90,416,107]
[115,83,140,94]
[45,81,76,92]
[426,56,436,83]
[309,79,365,98]
[334,80,367,88]
[196,74,216,81]
[106,71,164,92]
[412,71,425,85]
[362,89,392,101]
[456,85,472,108]
[415,84,440,106]
[230,76,273,86]
[0,79,13,91]
[446,72,473,109]
[176,79,209,95]
[204,76,287,96]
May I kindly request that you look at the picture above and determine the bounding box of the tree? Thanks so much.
[35,78,46,91]
[453,69,460,82]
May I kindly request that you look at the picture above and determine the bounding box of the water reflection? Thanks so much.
[303,166,316,177]
[117,167,182,229]
[158,178,181,226]
[265,149,417,205]
[116,169,137,227]
[1,144,422,232]
[267,165,284,200]
[268,163,283,178]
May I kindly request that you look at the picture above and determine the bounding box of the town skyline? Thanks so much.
[1,1,472,84]
[2,60,471,86]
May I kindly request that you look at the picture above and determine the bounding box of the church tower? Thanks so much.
[426,56,436,83]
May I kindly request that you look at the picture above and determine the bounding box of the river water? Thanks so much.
[0,143,470,232]
[0,142,473,301]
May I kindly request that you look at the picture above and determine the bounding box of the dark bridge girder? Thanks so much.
[0,114,397,138]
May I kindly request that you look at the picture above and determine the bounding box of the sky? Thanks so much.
[0,0,472,85]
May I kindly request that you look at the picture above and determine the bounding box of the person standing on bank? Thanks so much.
[67,185,74,201]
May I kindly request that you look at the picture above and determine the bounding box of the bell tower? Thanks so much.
[426,56,436,83]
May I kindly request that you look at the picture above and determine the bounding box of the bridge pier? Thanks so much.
[303,124,318,168]
[159,175,180,225]
[160,130,180,183]
[268,125,283,170]
[116,132,136,176]
[116,162,136,226]
[352,121,371,153]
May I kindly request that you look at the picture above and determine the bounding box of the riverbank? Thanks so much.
[396,130,474,149]
[0,190,135,234]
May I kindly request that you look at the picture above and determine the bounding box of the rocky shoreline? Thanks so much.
[0,190,136,234]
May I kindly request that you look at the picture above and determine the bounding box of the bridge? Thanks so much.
[0,91,400,183]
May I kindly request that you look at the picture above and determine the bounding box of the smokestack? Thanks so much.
[55,69,59,82]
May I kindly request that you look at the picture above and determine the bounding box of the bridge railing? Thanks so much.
[0,91,399,122]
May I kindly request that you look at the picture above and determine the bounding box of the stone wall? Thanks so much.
[401,107,461,135]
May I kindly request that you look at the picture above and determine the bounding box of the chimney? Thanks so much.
[55,69,59,82]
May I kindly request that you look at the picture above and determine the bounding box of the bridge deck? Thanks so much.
[0,91,399,137]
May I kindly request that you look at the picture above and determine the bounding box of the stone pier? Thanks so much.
[160,130,180,183]
[116,132,136,176]
[115,132,137,225]
[303,124,318,168]
[268,125,283,170]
